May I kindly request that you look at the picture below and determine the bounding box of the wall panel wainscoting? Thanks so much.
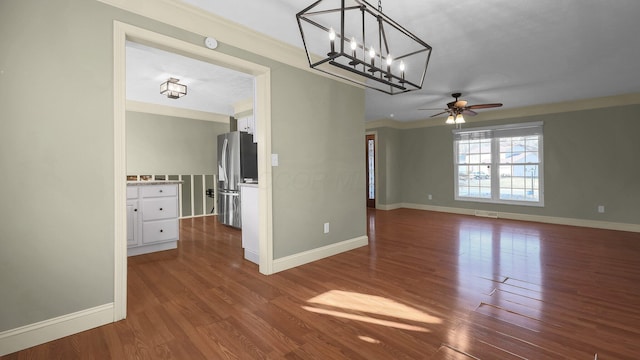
[127,174,216,218]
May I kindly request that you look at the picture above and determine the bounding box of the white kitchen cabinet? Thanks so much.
[126,199,139,247]
[127,182,180,256]
[126,186,140,247]
[240,183,259,264]
[237,115,257,143]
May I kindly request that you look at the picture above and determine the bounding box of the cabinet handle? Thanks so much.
[159,207,163,211]
[160,229,163,233]
[134,209,137,212]
[159,189,163,193]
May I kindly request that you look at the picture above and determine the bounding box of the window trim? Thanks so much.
[453,121,544,207]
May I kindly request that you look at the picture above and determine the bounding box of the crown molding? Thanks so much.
[126,100,230,123]
[98,0,361,89]
[98,0,302,64]
[233,98,254,116]
[366,92,640,130]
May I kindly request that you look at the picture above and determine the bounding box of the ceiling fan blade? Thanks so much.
[429,111,449,118]
[418,107,447,111]
[462,109,478,116]
[467,103,503,109]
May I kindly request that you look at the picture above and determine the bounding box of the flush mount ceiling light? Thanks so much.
[160,77,187,99]
[296,0,433,95]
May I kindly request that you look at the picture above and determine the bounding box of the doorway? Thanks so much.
[366,133,376,208]
[113,21,274,321]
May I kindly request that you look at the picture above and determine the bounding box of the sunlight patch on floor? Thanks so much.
[303,290,442,332]
[358,335,381,344]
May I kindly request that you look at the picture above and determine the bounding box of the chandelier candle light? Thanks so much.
[296,0,433,95]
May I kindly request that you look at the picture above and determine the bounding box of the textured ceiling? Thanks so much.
[126,41,254,116]
[134,0,640,122]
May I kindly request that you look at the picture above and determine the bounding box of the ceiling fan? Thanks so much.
[420,92,503,124]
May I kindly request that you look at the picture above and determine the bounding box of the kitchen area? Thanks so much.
[125,39,261,265]
[125,116,261,265]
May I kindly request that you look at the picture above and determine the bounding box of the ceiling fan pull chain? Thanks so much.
[378,0,382,12]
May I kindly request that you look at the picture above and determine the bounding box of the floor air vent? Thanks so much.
[474,210,499,218]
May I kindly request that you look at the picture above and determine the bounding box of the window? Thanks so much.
[454,122,543,206]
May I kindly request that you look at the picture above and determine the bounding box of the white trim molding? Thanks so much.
[113,20,274,323]
[384,203,640,233]
[272,236,369,274]
[97,0,360,90]
[113,20,128,322]
[126,100,230,123]
[376,203,403,211]
[233,98,254,116]
[0,304,114,356]
[366,93,640,130]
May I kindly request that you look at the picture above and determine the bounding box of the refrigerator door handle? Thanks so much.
[220,138,229,183]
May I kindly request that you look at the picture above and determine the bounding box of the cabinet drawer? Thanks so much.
[141,184,177,197]
[126,186,138,199]
[142,198,177,220]
[142,219,178,244]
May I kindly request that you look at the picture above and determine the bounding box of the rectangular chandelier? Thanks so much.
[160,77,187,99]
[296,0,433,95]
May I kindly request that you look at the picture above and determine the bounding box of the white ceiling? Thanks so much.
[126,41,254,116]
[131,0,640,122]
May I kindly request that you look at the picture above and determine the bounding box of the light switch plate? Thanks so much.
[271,153,279,166]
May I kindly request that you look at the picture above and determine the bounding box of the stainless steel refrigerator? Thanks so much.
[217,131,257,228]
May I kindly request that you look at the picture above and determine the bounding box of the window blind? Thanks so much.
[453,121,543,141]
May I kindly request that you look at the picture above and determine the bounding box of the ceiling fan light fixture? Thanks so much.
[296,0,433,95]
[424,93,503,124]
[160,77,187,99]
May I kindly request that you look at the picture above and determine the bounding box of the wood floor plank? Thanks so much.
[4,210,640,359]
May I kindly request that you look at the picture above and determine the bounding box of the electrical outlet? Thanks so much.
[428,194,432,200]
[597,205,605,213]
[323,222,330,234]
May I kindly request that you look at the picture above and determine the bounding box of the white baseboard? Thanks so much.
[383,203,640,233]
[272,235,369,273]
[0,303,114,356]
[244,249,259,264]
[376,203,403,211]
[180,213,216,219]
[127,240,178,257]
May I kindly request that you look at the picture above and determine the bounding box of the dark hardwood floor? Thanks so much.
[4,209,640,359]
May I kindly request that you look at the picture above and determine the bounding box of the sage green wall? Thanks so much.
[270,67,366,258]
[0,0,366,333]
[218,40,367,259]
[372,104,640,225]
[0,0,116,333]
[126,111,228,175]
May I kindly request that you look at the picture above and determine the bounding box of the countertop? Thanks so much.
[127,180,183,186]
[238,183,259,188]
